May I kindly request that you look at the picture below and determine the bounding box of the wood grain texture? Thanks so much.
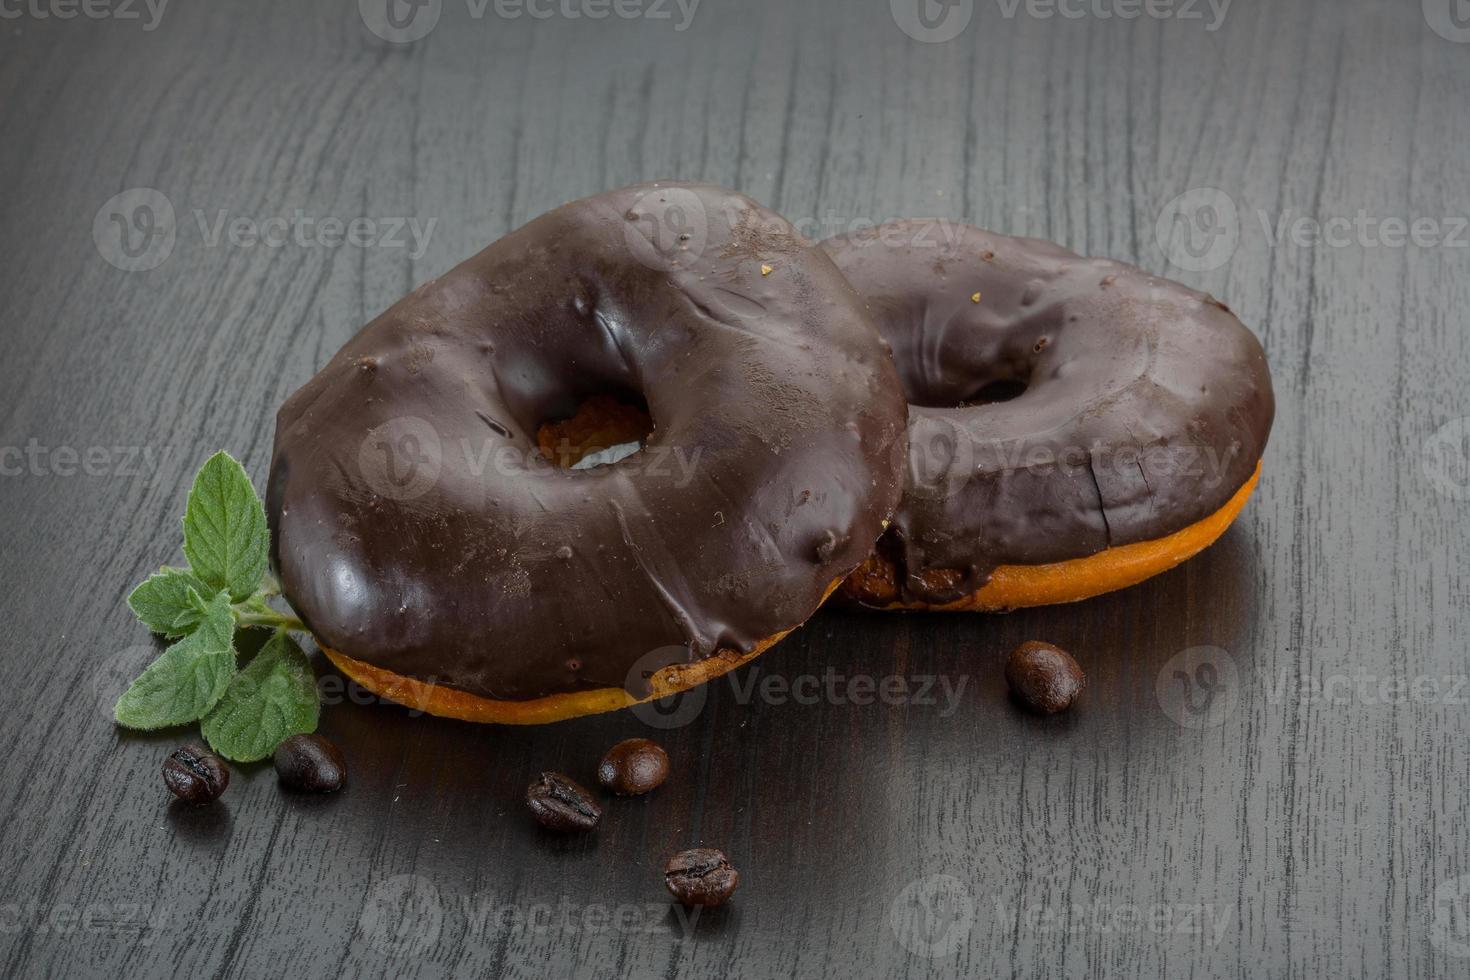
[1,0,1468,976]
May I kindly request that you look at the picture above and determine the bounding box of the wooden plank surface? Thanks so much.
[1,0,1468,976]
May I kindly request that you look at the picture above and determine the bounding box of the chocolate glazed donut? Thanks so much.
[823,221,1274,610]
[268,183,908,723]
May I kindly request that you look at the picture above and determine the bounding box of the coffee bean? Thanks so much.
[526,771,602,832]
[1005,640,1086,714]
[162,743,229,804]
[597,738,669,796]
[664,848,739,907]
[273,734,347,793]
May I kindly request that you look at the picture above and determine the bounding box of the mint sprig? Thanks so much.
[115,590,237,728]
[115,451,316,762]
[182,451,270,602]
[127,567,214,638]
[201,632,319,762]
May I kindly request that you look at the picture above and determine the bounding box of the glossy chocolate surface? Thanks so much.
[823,221,1274,604]
[269,184,908,701]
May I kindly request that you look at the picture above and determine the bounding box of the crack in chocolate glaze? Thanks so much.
[268,183,909,701]
[823,221,1275,605]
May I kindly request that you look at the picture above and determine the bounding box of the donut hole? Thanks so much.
[536,394,654,469]
[962,377,1030,407]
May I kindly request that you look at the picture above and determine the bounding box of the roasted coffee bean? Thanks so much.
[664,848,739,907]
[597,738,669,796]
[273,734,347,793]
[1005,640,1086,714]
[526,771,602,832]
[162,743,229,804]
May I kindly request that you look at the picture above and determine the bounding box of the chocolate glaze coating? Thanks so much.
[822,221,1274,604]
[269,183,908,701]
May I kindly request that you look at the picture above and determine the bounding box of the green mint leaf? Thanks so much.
[182,451,269,602]
[114,592,237,729]
[127,567,214,638]
[201,632,319,762]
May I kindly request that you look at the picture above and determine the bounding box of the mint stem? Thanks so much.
[234,606,306,632]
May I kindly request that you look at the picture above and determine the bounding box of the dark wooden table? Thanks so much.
[3,0,1468,975]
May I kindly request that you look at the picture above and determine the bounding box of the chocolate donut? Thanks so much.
[823,221,1274,610]
[268,183,908,723]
